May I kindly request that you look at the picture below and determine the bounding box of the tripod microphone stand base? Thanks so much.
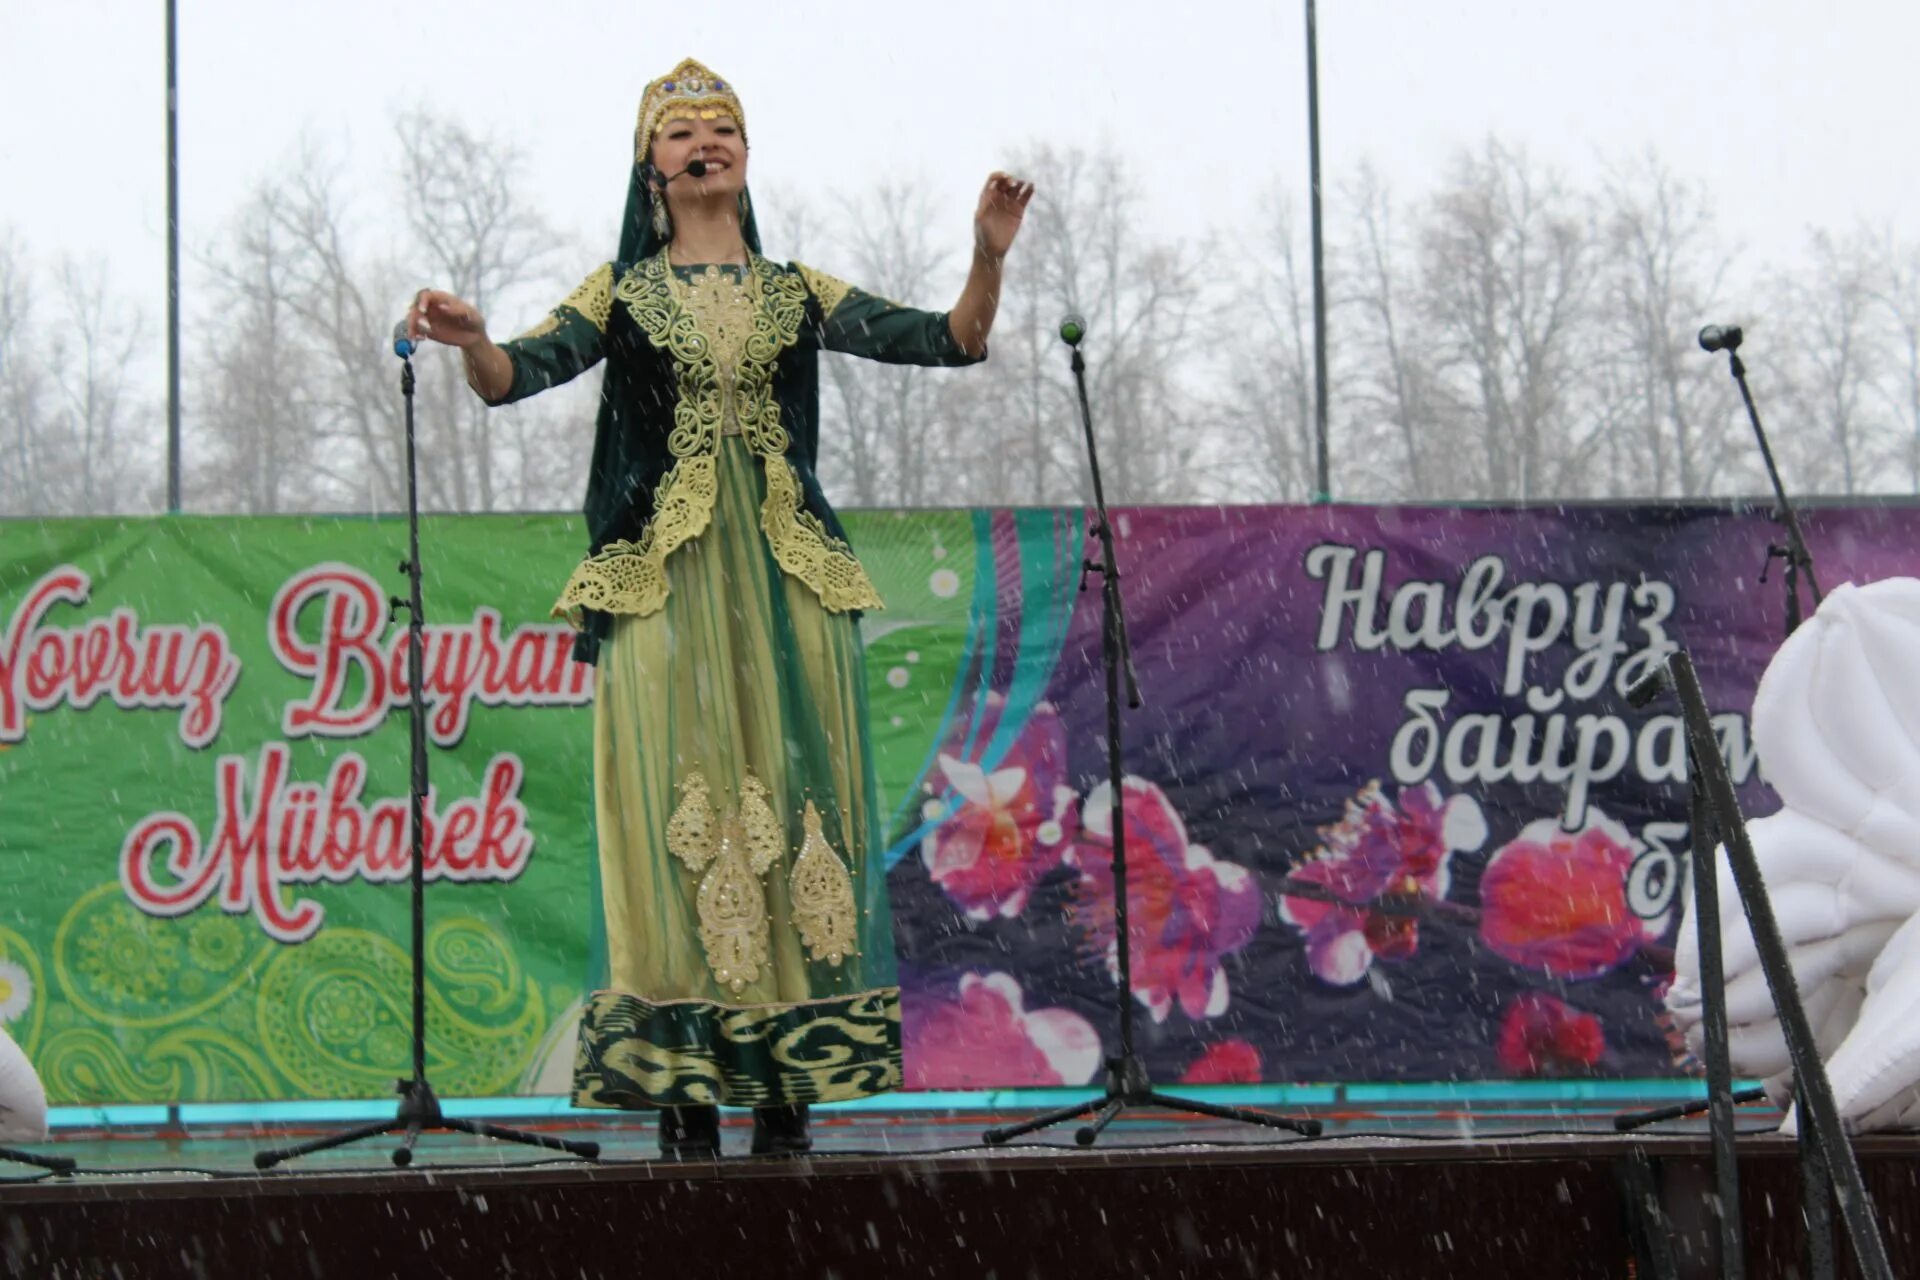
[0,1144,76,1175]
[254,1077,599,1170]
[1613,1086,1768,1132]
[983,1054,1322,1147]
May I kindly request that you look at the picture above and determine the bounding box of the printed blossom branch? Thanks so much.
[922,700,1077,920]
[903,971,1100,1089]
[1281,781,1487,986]
[1068,778,1261,1024]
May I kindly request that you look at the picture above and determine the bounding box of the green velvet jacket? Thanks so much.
[485,251,982,661]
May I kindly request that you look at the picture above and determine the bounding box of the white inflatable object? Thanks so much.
[1666,578,1920,1133]
[0,1026,48,1142]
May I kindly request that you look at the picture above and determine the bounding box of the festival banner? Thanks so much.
[2,503,1915,1103]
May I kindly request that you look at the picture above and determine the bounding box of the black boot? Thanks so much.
[750,1103,812,1156]
[658,1104,721,1159]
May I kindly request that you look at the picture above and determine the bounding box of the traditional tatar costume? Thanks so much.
[481,58,983,1154]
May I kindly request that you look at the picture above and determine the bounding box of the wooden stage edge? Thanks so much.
[3,1117,1918,1279]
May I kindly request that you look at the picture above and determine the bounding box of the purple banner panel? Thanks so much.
[890,503,1920,1088]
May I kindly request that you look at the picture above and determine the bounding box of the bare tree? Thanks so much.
[46,259,149,512]
[810,180,957,507]
[1344,164,1436,495]
[1777,229,1884,495]
[1418,140,1601,500]
[1597,153,1740,497]
[186,123,587,517]
[193,185,331,513]
[944,234,1075,505]
[1868,226,1920,494]
[0,233,54,514]
[400,113,559,512]
[794,146,1213,508]
[0,238,152,517]
[972,142,1214,506]
[1218,185,1318,500]
[249,139,413,512]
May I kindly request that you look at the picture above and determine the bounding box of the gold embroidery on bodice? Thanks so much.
[551,253,885,622]
[674,264,755,438]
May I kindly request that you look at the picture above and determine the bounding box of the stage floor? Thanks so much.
[3,1096,1785,1179]
[4,1097,1916,1279]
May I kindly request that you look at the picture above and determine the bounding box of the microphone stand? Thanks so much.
[1721,330,1847,1280]
[983,321,1320,1148]
[1619,323,1825,1146]
[255,331,598,1170]
[1716,330,1823,632]
[1615,327,1858,1278]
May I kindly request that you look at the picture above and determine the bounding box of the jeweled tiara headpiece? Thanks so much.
[634,57,747,165]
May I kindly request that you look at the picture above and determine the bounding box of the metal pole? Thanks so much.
[166,0,182,514]
[1305,0,1330,503]
[1689,781,1746,1277]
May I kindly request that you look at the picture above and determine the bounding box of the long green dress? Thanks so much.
[485,251,980,1108]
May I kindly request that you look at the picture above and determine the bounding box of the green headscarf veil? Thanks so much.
[575,61,764,664]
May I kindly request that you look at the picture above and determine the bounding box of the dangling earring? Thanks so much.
[651,194,672,240]
[737,190,751,224]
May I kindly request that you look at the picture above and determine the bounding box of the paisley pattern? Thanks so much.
[22,884,544,1103]
[257,921,544,1098]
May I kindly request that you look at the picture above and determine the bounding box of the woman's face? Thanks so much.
[651,113,747,204]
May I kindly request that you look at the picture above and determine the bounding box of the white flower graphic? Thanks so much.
[0,960,32,1024]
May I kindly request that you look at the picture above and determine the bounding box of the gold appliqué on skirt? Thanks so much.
[666,771,784,992]
[790,801,859,966]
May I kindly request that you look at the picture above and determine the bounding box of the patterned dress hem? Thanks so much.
[570,985,903,1109]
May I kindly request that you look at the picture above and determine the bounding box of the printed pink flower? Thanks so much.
[903,972,1101,1089]
[922,700,1078,920]
[1280,781,1488,985]
[1181,1038,1264,1084]
[1479,812,1667,980]
[1068,778,1261,1024]
[1496,992,1605,1076]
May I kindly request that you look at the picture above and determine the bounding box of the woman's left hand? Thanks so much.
[973,172,1034,261]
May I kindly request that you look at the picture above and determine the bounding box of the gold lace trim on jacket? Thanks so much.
[794,263,853,319]
[517,262,616,340]
[761,456,885,611]
[565,262,617,331]
[552,253,883,623]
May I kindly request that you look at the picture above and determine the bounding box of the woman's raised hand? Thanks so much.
[973,172,1034,262]
[405,289,487,348]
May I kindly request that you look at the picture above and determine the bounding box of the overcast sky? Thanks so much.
[6,0,1917,338]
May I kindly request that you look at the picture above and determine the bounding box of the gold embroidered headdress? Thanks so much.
[634,57,748,165]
